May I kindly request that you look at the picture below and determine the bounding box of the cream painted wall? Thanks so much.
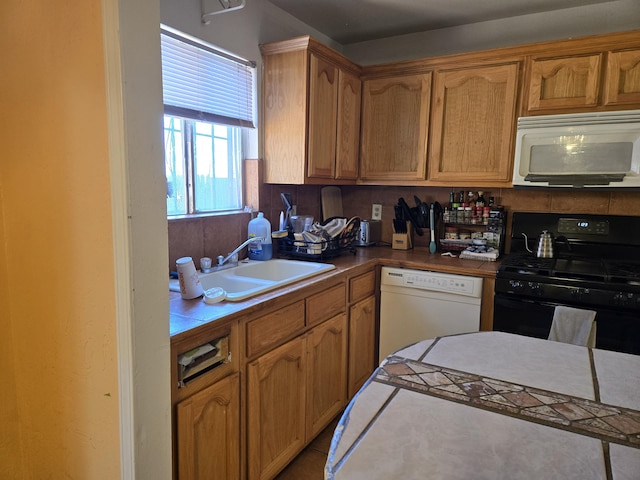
[1,0,172,478]
[0,0,121,477]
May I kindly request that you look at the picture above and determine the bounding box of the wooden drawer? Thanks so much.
[349,270,376,303]
[245,300,305,358]
[306,283,346,327]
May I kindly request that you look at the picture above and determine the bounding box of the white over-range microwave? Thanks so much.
[512,109,640,188]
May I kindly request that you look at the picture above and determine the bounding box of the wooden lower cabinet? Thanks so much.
[176,373,240,480]
[247,336,307,480]
[247,313,348,480]
[307,313,348,438]
[348,295,377,398]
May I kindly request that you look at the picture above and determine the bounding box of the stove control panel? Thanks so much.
[496,276,640,311]
[558,218,609,235]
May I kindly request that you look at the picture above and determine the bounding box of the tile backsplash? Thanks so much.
[167,184,640,272]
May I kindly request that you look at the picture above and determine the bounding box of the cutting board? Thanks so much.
[321,186,343,221]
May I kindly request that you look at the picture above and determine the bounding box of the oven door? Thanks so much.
[493,294,640,355]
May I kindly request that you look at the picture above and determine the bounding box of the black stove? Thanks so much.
[494,212,640,355]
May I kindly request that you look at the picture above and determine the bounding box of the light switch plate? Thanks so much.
[372,204,382,221]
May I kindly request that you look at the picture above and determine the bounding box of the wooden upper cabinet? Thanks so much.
[262,48,307,184]
[307,54,338,179]
[604,48,640,106]
[261,37,361,184]
[526,54,602,112]
[360,73,432,181]
[335,69,362,179]
[428,63,519,186]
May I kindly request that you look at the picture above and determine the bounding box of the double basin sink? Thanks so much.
[170,259,336,301]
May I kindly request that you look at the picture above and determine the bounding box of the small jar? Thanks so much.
[445,226,459,239]
[483,207,490,224]
[464,206,472,224]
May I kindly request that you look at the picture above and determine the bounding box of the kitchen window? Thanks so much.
[160,25,256,216]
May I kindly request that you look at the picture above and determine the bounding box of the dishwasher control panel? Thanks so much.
[381,267,482,298]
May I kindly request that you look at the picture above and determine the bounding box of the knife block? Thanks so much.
[392,221,413,250]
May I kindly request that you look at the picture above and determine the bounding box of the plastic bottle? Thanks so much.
[248,212,272,261]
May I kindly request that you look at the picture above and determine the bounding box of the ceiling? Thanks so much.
[267,0,620,45]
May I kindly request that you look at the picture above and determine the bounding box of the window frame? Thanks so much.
[160,25,256,217]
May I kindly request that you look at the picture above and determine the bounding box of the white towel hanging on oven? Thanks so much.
[548,305,597,348]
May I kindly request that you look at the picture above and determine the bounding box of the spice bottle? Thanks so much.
[467,191,476,207]
[476,191,486,207]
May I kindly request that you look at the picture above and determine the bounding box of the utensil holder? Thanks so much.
[392,221,413,250]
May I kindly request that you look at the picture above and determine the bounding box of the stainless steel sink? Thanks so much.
[170,259,336,301]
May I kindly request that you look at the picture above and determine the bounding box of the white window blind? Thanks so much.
[160,27,255,128]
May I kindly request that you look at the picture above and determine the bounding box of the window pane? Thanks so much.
[164,115,187,215]
[193,121,243,213]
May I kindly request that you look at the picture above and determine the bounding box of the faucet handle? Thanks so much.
[217,255,225,266]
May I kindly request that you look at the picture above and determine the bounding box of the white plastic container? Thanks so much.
[248,212,272,261]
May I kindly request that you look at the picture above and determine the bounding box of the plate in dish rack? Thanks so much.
[339,216,360,247]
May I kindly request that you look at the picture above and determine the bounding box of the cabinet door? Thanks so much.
[176,373,239,480]
[335,69,361,180]
[348,295,377,398]
[526,54,602,111]
[604,49,640,106]
[247,336,306,480]
[263,50,308,184]
[307,313,348,439]
[360,73,432,181]
[307,54,338,179]
[429,63,519,185]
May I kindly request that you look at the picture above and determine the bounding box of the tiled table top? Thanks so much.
[326,332,640,480]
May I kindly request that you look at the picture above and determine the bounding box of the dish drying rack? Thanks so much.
[277,217,360,261]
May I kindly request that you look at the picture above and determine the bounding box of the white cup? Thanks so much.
[176,257,204,299]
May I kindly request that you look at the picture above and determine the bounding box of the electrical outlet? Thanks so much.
[371,204,382,221]
[291,205,297,216]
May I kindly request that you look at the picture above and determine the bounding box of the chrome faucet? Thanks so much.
[215,236,264,270]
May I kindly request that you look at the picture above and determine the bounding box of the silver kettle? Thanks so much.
[522,230,555,258]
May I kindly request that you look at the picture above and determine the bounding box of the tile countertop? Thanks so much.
[170,246,500,339]
[325,331,640,480]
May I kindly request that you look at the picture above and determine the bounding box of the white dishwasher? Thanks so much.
[379,266,483,362]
